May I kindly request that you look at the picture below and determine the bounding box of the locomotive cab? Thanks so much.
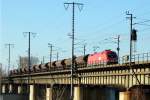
[106,50,118,64]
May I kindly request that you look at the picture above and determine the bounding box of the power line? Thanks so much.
[134,19,150,25]
[136,11,150,18]
[64,2,83,100]
[135,23,150,27]
[139,27,150,32]
[54,47,67,60]
[93,46,100,53]
[82,10,150,42]
[104,35,120,59]
[82,19,126,41]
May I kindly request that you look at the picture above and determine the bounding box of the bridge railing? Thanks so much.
[119,52,150,64]
[131,52,150,64]
[79,52,150,68]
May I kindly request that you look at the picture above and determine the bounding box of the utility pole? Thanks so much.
[42,56,45,64]
[5,43,14,74]
[104,36,120,59]
[126,12,134,67]
[126,11,140,85]
[117,35,120,59]
[64,2,83,100]
[114,35,120,60]
[56,52,59,61]
[23,32,36,93]
[48,43,53,69]
[83,44,86,56]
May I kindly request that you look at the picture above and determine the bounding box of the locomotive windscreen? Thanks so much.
[107,52,117,58]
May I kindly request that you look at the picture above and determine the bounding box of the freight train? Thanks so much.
[10,50,118,75]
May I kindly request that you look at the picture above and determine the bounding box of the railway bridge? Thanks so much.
[1,52,150,100]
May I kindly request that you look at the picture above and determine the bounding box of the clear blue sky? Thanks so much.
[1,0,150,71]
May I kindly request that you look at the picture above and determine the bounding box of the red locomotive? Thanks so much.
[87,50,118,65]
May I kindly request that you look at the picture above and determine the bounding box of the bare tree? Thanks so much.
[0,63,6,93]
[17,56,39,68]
[0,63,2,93]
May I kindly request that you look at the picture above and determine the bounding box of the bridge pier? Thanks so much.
[73,86,83,100]
[119,91,131,100]
[46,87,53,100]
[29,85,35,100]
[8,84,19,94]
[18,85,22,94]
[9,84,13,93]
[2,84,6,93]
